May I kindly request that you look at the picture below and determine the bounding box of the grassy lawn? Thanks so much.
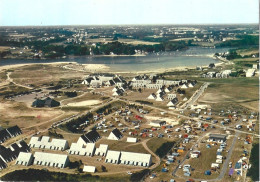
[198,77,259,111]
[186,145,219,179]
[146,138,168,154]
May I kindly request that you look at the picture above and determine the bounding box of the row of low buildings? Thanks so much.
[16,151,69,168]
[0,140,30,170]
[105,150,152,167]
[82,75,126,88]
[201,70,232,78]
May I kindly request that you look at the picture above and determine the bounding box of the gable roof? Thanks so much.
[111,128,123,139]
[81,130,100,143]
[0,125,22,143]
[7,125,22,137]
[0,157,7,169]
[0,129,11,143]
[0,140,30,163]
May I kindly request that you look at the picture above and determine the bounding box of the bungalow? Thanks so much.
[113,89,124,96]
[95,144,108,156]
[15,152,33,166]
[155,96,164,101]
[108,128,123,140]
[188,82,195,88]
[167,98,178,106]
[208,134,227,143]
[33,152,69,168]
[181,84,189,89]
[105,150,121,164]
[147,93,157,100]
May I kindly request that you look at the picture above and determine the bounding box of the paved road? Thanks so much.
[180,82,210,110]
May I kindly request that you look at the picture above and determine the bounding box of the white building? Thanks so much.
[156,80,180,85]
[33,152,69,168]
[246,69,255,77]
[95,144,108,156]
[147,93,157,100]
[29,136,69,151]
[69,143,95,156]
[108,128,123,140]
[127,137,138,143]
[105,150,121,164]
[167,94,176,100]
[150,120,166,127]
[181,84,189,89]
[146,84,163,89]
[83,165,96,173]
[155,96,164,101]
[120,151,152,167]
[15,152,33,166]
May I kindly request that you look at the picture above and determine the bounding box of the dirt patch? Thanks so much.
[67,100,102,106]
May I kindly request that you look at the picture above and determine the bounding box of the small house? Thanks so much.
[108,128,123,140]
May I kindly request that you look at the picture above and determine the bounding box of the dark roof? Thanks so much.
[0,129,11,143]
[44,97,60,107]
[81,130,100,143]
[0,125,22,143]
[113,77,121,83]
[171,98,178,104]
[209,134,226,140]
[0,140,30,163]
[32,98,60,108]
[7,125,22,137]
[32,99,45,107]
[111,128,123,139]
[0,157,7,169]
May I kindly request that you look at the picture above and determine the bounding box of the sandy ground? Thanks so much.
[144,115,179,126]
[66,100,102,106]
[0,60,225,74]
[0,62,77,72]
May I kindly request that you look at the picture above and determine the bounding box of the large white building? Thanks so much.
[33,152,69,168]
[29,136,69,151]
[105,150,121,164]
[120,151,152,167]
[15,152,33,166]
[105,150,152,167]
[95,144,108,156]
[69,143,96,156]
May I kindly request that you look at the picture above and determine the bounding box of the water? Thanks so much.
[0,47,230,72]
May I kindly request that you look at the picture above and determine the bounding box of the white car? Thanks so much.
[127,171,132,175]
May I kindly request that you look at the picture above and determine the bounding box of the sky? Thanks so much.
[0,0,258,26]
